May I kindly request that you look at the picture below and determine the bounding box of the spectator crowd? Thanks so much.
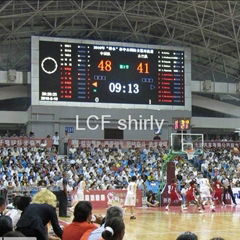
[0,139,240,200]
[0,143,167,195]
[0,136,239,240]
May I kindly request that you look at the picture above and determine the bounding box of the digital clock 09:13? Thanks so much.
[108,83,139,94]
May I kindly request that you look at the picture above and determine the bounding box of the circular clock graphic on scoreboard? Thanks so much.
[41,57,58,74]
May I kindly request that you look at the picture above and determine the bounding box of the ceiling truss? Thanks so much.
[0,0,240,82]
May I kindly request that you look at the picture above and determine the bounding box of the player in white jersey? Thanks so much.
[71,175,86,211]
[77,175,86,201]
[198,175,215,211]
[124,176,137,220]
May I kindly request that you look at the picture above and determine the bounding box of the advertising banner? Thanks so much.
[71,189,142,208]
[68,139,168,148]
[0,138,52,148]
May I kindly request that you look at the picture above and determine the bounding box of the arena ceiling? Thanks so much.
[0,0,240,83]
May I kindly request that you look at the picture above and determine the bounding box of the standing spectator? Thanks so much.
[29,132,35,138]
[16,189,62,240]
[62,130,70,155]
[52,132,59,153]
[153,134,161,140]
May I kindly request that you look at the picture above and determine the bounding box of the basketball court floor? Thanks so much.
[60,205,240,240]
[122,206,240,240]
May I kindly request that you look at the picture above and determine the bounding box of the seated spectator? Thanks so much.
[16,196,32,212]
[176,232,198,240]
[6,196,23,228]
[146,191,159,207]
[11,196,31,226]
[69,145,77,159]
[62,201,98,240]
[82,206,123,240]
[101,217,125,240]
[0,196,6,215]
[153,134,161,140]
[16,189,62,240]
[148,172,155,181]
[0,215,13,236]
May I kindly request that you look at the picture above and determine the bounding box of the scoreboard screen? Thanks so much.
[33,37,190,109]
[173,119,191,130]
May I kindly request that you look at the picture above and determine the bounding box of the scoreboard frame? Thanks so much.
[31,36,191,111]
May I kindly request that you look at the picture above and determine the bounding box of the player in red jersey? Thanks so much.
[165,179,182,210]
[212,178,224,205]
[185,180,204,212]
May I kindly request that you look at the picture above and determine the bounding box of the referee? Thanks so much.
[56,173,70,217]
[222,176,237,205]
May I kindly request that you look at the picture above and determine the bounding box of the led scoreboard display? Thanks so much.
[39,40,185,106]
[173,119,191,130]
